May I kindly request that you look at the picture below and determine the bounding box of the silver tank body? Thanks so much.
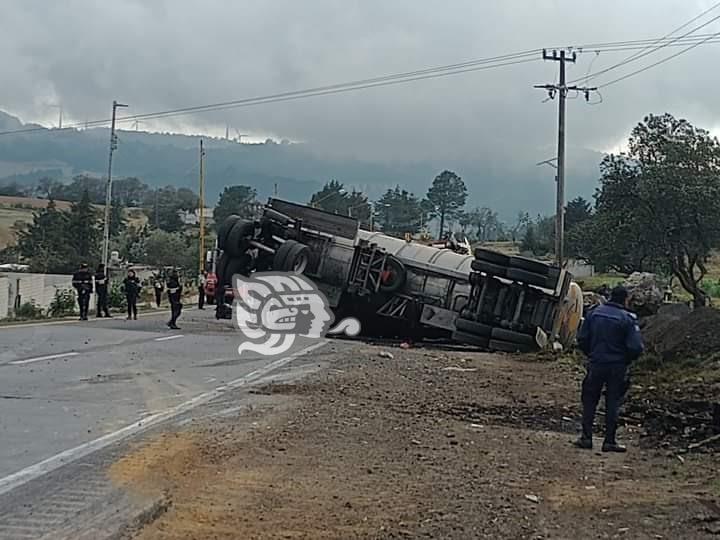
[356,230,473,310]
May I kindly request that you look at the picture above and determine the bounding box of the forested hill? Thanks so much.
[0,110,602,217]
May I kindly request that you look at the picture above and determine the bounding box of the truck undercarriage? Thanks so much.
[213,198,583,351]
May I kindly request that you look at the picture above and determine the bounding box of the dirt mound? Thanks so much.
[642,306,720,361]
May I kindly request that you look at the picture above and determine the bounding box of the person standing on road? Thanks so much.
[94,263,111,318]
[198,270,207,310]
[152,272,164,308]
[575,285,644,453]
[166,270,183,330]
[72,263,93,321]
[122,269,141,320]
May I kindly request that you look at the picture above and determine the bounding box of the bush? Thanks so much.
[14,301,45,320]
[48,288,77,317]
[109,281,127,309]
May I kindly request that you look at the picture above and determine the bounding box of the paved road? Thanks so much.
[0,307,305,480]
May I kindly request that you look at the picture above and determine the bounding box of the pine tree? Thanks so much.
[67,189,100,266]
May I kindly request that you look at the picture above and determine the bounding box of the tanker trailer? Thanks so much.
[214,198,582,350]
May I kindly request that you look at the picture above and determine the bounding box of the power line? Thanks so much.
[0,51,539,137]
[598,29,720,88]
[571,6,720,84]
[3,30,720,138]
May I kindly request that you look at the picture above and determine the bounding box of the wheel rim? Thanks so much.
[292,253,309,274]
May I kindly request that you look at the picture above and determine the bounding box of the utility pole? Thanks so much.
[535,49,595,267]
[198,139,206,275]
[101,100,128,271]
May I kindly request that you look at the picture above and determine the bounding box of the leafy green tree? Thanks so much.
[0,182,29,197]
[66,189,100,265]
[425,170,467,239]
[565,196,592,230]
[578,114,720,306]
[375,186,424,236]
[309,180,347,214]
[462,207,503,242]
[213,185,257,230]
[16,199,72,272]
[140,229,195,269]
[144,186,200,233]
[521,215,554,256]
[109,198,127,237]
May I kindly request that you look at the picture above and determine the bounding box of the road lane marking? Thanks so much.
[154,335,184,342]
[9,352,79,365]
[0,340,326,497]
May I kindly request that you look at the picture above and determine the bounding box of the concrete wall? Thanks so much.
[0,277,8,319]
[0,272,95,319]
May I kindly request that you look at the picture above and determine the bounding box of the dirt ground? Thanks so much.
[110,342,720,540]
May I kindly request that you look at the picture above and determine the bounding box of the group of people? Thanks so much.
[71,264,184,329]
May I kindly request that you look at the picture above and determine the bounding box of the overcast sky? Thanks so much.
[2,0,719,166]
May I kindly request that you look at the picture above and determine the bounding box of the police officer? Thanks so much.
[95,263,111,318]
[166,270,183,330]
[198,270,207,310]
[575,285,644,452]
[122,269,141,320]
[152,272,164,308]
[72,263,93,320]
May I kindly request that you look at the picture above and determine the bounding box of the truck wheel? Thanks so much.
[470,260,506,278]
[506,268,558,289]
[379,256,406,293]
[452,330,490,349]
[488,339,536,353]
[282,243,311,274]
[509,256,551,275]
[474,248,510,266]
[490,327,536,346]
[455,318,493,337]
[273,240,299,271]
[217,215,241,251]
[226,220,254,258]
[224,255,251,284]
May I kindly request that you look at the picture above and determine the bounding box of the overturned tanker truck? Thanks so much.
[214,198,583,352]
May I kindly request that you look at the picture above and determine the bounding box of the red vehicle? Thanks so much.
[203,272,218,304]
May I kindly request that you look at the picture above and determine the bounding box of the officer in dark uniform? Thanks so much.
[575,285,644,452]
[95,263,111,318]
[72,263,93,320]
[122,269,141,320]
[166,270,183,330]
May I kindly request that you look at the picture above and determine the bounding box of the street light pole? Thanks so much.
[102,100,128,271]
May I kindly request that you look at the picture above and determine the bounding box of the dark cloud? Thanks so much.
[1,0,718,193]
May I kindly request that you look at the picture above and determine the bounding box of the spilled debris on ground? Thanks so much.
[110,340,719,540]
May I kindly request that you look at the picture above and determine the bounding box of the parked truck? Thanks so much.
[213,198,583,351]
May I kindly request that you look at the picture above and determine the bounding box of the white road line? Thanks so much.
[0,340,326,497]
[154,335,184,342]
[9,352,80,365]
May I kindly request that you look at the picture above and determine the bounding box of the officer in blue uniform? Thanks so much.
[575,285,644,452]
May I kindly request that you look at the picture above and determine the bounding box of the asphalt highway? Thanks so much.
[0,307,303,480]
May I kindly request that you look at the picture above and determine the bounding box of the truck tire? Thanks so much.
[273,240,299,271]
[509,256,551,275]
[506,268,558,289]
[474,248,510,266]
[452,330,490,349]
[226,220,254,257]
[379,256,406,293]
[217,215,241,251]
[490,327,536,346]
[224,255,251,284]
[281,242,311,274]
[455,318,493,337]
[470,259,506,278]
[488,339,536,354]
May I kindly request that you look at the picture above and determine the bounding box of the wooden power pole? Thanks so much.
[198,139,206,275]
